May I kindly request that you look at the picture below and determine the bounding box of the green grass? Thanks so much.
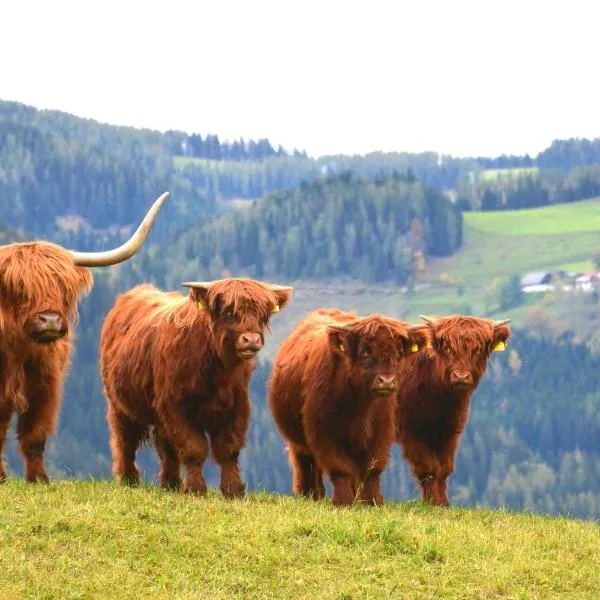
[555,260,595,273]
[466,198,600,235]
[425,198,600,285]
[173,156,224,170]
[0,480,598,599]
[479,167,539,182]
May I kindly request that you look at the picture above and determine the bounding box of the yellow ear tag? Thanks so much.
[272,304,280,313]
[197,301,205,311]
[410,344,419,353]
[492,340,506,352]
[339,344,345,352]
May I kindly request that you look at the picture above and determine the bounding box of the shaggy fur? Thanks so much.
[0,241,93,483]
[268,308,428,507]
[395,315,512,506]
[99,278,292,497]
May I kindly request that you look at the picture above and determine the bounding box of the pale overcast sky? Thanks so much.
[1,0,598,158]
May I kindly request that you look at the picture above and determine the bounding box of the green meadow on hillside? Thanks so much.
[0,481,598,599]
[479,166,540,182]
[262,198,600,354]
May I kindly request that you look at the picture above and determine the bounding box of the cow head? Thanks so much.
[328,315,428,398]
[182,277,293,361]
[419,314,512,392]
[0,192,169,345]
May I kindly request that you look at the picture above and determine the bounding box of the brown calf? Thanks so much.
[395,314,511,506]
[99,277,292,497]
[268,308,427,507]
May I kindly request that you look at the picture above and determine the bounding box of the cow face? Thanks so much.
[0,193,169,345]
[328,316,428,398]
[420,314,511,392]
[0,242,93,345]
[183,278,293,361]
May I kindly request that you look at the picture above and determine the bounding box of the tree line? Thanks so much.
[163,171,463,286]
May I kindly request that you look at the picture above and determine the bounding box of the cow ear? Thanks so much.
[75,268,93,295]
[491,321,511,353]
[402,325,429,355]
[328,327,359,359]
[271,288,293,313]
[188,287,211,313]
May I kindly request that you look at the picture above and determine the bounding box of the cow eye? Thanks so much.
[222,309,234,319]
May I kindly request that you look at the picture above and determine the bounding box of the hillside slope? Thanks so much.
[0,481,598,599]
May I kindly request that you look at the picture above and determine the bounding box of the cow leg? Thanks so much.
[0,407,12,482]
[288,445,325,499]
[16,375,64,484]
[358,416,394,506]
[358,470,384,506]
[399,431,444,505]
[107,406,146,486]
[435,433,461,508]
[157,408,209,495]
[153,427,181,490]
[210,425,246,499]
[309,438,358,507]
[210,387,251,499]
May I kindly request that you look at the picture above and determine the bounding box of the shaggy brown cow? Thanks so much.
[99,277,292,497]
[395,314,511,507]
[268,308,428,507]
[0,192,169,483]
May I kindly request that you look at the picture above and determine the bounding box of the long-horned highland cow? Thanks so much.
[0,192,170,484]
[99,277,292,497]
[268,308,428,507]
[395,314,511,507]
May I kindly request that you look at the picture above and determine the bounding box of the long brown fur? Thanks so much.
[395,315,512,506]
[0,241,93,483]
[268,308,428,507]
[99,278,292,497]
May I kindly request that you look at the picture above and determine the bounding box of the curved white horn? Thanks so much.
[419,314,439,324]
[71,192,169,267]
[492,318,511,327]
[181,280,221,291]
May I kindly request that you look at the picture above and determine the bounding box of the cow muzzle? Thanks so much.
[235,332,263,360]
[25,312,68,344]
[371,373,398,397]
[450,370,474,389]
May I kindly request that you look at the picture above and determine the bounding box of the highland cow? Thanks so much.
[395,314,511,506]
[0,192,169,483]
[268,308,428,507]
[99,277,292,497]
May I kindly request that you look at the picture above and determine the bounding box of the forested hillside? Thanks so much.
[167,172,462,285]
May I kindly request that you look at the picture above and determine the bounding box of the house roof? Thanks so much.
[521,271,553,286]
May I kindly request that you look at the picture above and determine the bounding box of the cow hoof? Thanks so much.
[183,480,207,496]
[0,472,6,484]
[359,496,384,507]
[26,473,50,484]
[160,477,182,491]
[221,482,246,499]
[120,474,141,487]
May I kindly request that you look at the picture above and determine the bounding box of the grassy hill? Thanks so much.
[1,481,598,599]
